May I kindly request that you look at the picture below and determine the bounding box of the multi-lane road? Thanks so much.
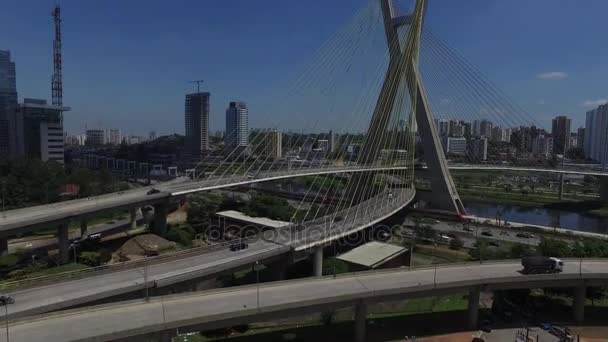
[4,239,289,320]
[2,188,416,320]
[3,260,607,342]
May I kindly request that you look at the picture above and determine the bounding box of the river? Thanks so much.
[464,200,607,234]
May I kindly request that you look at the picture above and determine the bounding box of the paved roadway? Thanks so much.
[277,188,415,250]
[2,162,605,236]
[7,214,145,254]
[2,188,416,320]
[401,218,541,248]
[0,166,409,235]
[3,260,608,342]
[4,239,289,320]
[449,164,608,177]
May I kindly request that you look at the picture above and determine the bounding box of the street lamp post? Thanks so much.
[0,295,14,342]
[253,261,263,311]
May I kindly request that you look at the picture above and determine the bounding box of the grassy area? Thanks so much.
[0,263,91,288]
[459,188,564,206]
[589,207,608,218]
[414,244,471,262]
[28,262,90,277]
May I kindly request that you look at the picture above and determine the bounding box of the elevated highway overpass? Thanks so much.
[1,163,605,245]
[1,160,605,262]
[3,259,607,342]
[0,165,411,261]
[1,189,416,320]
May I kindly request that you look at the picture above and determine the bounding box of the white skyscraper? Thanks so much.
[225,101,248,148]
[585,104,608,166]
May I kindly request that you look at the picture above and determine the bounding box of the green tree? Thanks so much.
[537,238,572,257]
[449,237,464,250]
[187,193,224,232]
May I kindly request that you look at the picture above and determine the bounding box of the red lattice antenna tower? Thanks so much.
[52,5,63,118]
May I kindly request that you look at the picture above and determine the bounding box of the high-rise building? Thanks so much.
[531,134,553,156]
[263,129,282,159]
[86,129,105,146]
[149,131,157,141]
[105,128,121,145]
[585,104,608,166]
[472,120,481,137]
[435,119,449,136]
[480,120,493,138]
[577,127,585,149]
[0,50,18,158]
[463,122,472,137]
[8,99,68,163]
[551,115,572,154]
[469,137,488,161]
[443,136,467,155]
[491,126,505,142]
[224,101,248,148]
[185,92,210,155]
[328,130,339,153]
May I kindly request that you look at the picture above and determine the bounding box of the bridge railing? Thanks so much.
[0,238,251,292]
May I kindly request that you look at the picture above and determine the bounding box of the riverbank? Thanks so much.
[459,189,608,218]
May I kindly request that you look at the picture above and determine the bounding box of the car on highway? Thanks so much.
[230,241,248,251]
[438,234,452,243]
[516,232,534,238]
[87,233,102,240]
[147,188,161,195]
[481,231,493,237]
[463,226,474,232]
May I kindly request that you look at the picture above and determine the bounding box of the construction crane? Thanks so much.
[52,5,63,121]
[189,80,204,93]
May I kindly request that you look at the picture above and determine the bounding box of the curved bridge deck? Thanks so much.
[4,259,608,342]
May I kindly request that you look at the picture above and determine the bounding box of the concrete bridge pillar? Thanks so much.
[130,207,138,229]
[558,173,565,200]
[468,287,480,330]
[57,222,70,264]
[573,284,586,323]
[80,219,88,237]
[151,202,168,236]
[0,238,7,256]
[313,246,323,277]
[354,300,367,342]
[600,176,608,204]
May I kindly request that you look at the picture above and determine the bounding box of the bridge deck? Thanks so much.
[4,259,607,342]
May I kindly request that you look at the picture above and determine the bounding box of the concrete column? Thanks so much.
[130,207,138,229]
[0,238,8,256]
[57,223,70,264]
[600,176,608,204]
[573,285,586,323]
[313,246,323,277]
[468,287,480,330]
[354,300,367,342]
[80,219,88,237]
[151,202,168,236]
[558,173,565,200]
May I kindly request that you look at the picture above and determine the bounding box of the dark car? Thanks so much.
[147,188,161,195]
[481,231,493,237]
[516,232,534,238]
[230,241,248,252]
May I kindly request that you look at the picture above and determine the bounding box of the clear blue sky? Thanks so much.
[1,0,607,135]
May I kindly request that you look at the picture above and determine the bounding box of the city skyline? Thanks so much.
[0,1,606,135]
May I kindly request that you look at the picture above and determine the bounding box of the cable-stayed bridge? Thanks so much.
[0,0,606,288]
[1,2,608,334]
